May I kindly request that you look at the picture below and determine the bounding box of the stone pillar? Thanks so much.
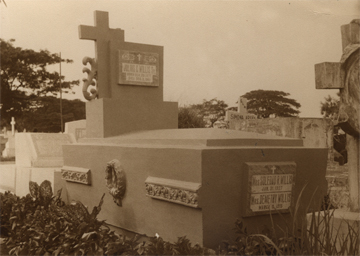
[347,135,359,211]
[315,19,359,212]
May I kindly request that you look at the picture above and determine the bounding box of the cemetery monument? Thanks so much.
[315,19,359,212]
[60,11,329,248]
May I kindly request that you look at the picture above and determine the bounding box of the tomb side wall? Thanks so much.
[201,147,328,248]
[62,144,203,244]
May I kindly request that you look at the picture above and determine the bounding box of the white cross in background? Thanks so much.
[271,166,276,174]
[10,117,16,136]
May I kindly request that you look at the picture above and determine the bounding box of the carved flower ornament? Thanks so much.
[105,159,126,206]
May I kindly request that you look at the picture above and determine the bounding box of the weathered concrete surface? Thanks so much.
[0,163,15,192]
[14,133,75,197]
[315,19,360,212]
[64,119,86,141]
[79,11,178,138]
[62,128,328,248]
[227,117,333,158]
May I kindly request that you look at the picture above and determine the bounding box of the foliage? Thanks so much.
[320,93,340,119]
[242,90,301,118]
[0,39,79,129]
[1,182,358,256]
[190,98,228,127]
[0,181,110,255]
[178,107,206,128]
[0,181,215,256]
[19,96,85,132]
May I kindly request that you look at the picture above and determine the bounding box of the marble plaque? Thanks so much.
[118,50,159,87]
[244,162,296,216]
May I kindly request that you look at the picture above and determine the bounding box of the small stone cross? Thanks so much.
[79,11,124,98]
[137,54,142,61]
[270,166,276,174]
[10,117,15,136]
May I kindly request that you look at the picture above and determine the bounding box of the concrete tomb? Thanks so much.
[64,119,87,141]
[15,133,75,197]
[60,11,329,248]
[63,129,327,248]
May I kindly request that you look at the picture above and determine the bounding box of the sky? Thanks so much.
[1,0,359,117]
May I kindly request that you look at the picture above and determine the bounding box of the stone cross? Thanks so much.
[315,19,359,212]
[79,11,124,99]
[10,117,15,136]
[238,96,249,115]
[78,11,178,138]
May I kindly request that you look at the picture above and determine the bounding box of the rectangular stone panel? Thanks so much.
[118,50,159,87]
[145,176,201,208]
[61,166,91,185]
[225,110,257,121]
[315,62,343,89]
[243,162,296,216]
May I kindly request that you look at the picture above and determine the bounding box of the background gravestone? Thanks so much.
[315,19,359,211]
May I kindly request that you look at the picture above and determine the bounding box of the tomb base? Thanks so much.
[86,98,178,138]
[62,128,328,248]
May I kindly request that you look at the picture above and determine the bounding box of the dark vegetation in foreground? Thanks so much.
[0,181,358,255]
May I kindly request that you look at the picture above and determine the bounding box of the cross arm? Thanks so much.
[79,25,97,40]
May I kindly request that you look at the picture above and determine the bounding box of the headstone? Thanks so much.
[225,96,257,125]
[315,19,359,212]
[79,11,178,138]
[64,119,87,141]
[60,11,329,248]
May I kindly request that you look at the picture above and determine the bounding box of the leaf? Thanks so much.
[11,221,16,230]
[29,181,40,199]
[39,180,53,201]
[53,247,62,256]
[81,231,97,241]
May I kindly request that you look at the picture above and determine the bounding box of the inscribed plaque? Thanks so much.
[243,162,296,216]
[118,50,159,87]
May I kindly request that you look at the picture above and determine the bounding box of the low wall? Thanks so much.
[0,163,16,192]
[227,117,333,157]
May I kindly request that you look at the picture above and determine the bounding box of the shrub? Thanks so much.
[1,181,358,255]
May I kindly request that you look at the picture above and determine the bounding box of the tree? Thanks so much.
[178,107,206,128]
[242,90,301,118]
[190,98,228,127]
[19,96,86,133]
[320,93,340,119]
[0,39,79,127]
